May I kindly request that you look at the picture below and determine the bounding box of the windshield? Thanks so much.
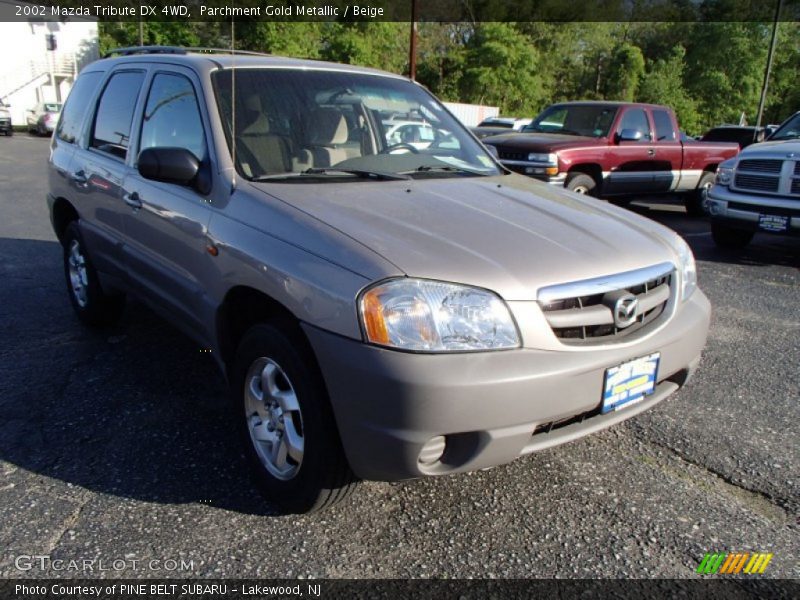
[768,113,800,141]
[212,69,501,181]
[44,103,62,112]
[522,105,618,138]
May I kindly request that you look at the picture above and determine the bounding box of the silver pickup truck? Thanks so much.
[48,47,710,513]
[707,111,800,248]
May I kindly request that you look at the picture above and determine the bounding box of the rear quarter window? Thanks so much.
[56,72,103,144]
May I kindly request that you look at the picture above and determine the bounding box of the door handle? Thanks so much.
[123,191,142,210]
[70,170,88,185]
[648,149,656,157]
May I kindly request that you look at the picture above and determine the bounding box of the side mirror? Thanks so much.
[617,128,643,143]
[484,143,499,158]
[138,147,204,190]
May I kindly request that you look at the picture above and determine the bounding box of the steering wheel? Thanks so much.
[384,143,420,154]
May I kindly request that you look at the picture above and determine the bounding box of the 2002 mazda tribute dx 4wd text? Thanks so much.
[47,48,711,513]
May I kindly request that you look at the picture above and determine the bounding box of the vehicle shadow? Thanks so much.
[0,237,281,516]
[625,196,800,269]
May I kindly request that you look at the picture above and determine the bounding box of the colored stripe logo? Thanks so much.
[697,552,773,574]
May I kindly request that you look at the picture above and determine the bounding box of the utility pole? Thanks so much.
[139,18,144,46]
[409,0,418,80]
[755,0,782,134]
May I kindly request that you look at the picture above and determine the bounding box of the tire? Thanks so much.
[62,222,125,327]
[231,322,358,513]
[685,171,715,217]
[711,222,754,250]
[565,172,598,196]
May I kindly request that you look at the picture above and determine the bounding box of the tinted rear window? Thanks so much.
[91,70,145,159]
[56,72,102,144]
[652,110,675,141]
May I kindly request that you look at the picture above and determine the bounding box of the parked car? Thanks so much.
[471,116,531,139]
[48,47,710,513]
[0,101,11,136]
[26,102,62,135]
[706,111,800,248]
[383,120,436,150]
[482,101,740,216]
[700,125,766,149]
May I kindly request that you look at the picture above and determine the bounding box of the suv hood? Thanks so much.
[737,139,800,156]
[251,175,678,300]
[482,133,606,153]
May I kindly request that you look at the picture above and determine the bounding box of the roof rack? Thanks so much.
[104,46,272,59]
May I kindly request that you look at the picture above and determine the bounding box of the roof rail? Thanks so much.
[104,46,273,59]
[104,46,187,58]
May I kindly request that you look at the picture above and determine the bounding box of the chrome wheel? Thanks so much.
[572,185,589,194]
[67,239,89,308]
[244,357,304,481]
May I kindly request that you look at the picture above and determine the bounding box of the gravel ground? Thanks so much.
[0,135,797,579]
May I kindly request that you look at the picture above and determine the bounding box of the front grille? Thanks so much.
[734,173,780,192]
[739,159,782,173]
[498,150,527,161]
[538,262,675,345]
[792,179,800,195]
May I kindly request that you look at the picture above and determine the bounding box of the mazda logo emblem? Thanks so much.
[614,294,639,328]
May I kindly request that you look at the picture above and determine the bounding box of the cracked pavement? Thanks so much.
[0,136,797,579]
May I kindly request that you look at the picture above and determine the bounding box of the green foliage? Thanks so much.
[459,23,545,114]
[638,45,701,135]
[603,43,645,101]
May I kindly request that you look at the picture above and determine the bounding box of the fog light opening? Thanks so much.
[418,435,447,466]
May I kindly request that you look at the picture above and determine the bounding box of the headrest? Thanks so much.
[241,94,270,135]
[308,108,348,145]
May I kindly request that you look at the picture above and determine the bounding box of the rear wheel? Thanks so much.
[62,222,125,326]
[711,222,754,249]
[685,171,715,217]
[565,172,598,196]
[231,322,358,513]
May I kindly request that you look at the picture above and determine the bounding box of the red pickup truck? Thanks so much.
[482,101,740,215]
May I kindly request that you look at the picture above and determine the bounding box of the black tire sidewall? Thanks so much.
[566,173,597,196]
[231,323,350,513]
[62,222,123,326]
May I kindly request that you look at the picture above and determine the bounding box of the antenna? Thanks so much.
[230,17,237,191]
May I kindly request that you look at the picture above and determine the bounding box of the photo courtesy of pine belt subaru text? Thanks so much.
[47,47,711,513]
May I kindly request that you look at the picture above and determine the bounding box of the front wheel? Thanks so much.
[565,172,598,196]
[231,322,358,513]
[62,222,125,326]
[711,222,754,249]
[685,171,715,217]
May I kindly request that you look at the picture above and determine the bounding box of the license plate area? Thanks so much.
[602,352,660,414]
[758,214,789,232]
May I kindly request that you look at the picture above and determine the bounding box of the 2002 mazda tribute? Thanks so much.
[47,48,711,513]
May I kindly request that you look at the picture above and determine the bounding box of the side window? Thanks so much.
[56,71,103,144]
[140,73,206,161]
[618,108,651,141]
[652,110,676,142]
[91,70,145,159]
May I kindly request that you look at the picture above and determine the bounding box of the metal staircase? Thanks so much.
[0,53,76,101]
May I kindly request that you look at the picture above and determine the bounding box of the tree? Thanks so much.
[603,43,645,101]
[637,45,700,135]
[459,23,545,114]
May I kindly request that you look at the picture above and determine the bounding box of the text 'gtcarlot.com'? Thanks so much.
[14,555,194,572]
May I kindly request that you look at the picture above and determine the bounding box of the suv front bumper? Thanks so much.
[707,185,800,236]
[303,290,711,481]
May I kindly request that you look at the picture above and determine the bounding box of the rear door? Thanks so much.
[649,108,684,192]
[604,106,657,195]
[69,68,147,279]
[119,66,216,344]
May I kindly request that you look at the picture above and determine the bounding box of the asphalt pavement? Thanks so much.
[0,134,797,579]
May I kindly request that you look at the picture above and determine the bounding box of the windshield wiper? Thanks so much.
[250,168,410,182]
[404,165,488,177]
[303,167,410,180]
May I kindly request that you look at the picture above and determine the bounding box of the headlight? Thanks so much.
[527,152,557,164]
[674,236,697,301]
[359,279,520,352]
[715,159,736,186]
